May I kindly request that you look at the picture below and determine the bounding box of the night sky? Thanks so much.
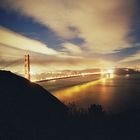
[0,0,140,73]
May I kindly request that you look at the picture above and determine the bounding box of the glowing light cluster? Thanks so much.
[100,68,115,79]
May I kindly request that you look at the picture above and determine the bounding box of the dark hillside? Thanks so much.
[0,70,68,139]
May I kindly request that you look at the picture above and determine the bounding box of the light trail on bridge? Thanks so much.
[34,68,114,83]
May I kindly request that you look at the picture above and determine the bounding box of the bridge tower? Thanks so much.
[24,54,30,80]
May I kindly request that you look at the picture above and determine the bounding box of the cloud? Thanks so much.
[27,56,114,72]
[0,26,58,55]
[119,51,140,63]
[0,0,136,53]
[62,43,82,55]
[0,0,138,72]
[116,45,140,67]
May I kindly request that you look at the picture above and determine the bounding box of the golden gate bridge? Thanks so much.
[1,53,114,82]
[23,54,114,82]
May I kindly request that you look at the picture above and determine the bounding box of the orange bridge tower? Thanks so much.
[24,54,30,81]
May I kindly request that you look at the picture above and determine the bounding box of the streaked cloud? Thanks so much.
[0,0,135,53]
[27,56,114,73]
[0,26,58,55]
[62,43,82,55]
[119,51,140,63]
[116,43,140,67]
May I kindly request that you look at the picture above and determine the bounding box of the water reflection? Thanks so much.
[54,76,115,110]
[37,73,140,113]
[54,79,103,99]
[53,74,140,112]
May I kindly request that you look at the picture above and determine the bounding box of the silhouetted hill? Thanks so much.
[0,70,68,117]
[0,70,68,139]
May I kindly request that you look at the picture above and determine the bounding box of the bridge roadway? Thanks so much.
[35,73,101,83]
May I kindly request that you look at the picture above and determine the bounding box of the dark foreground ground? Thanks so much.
[0,70,140,140]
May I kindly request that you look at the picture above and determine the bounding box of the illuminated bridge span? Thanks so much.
[35,72,103,83]
[1,54,114,82]
[23,54,114,82]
